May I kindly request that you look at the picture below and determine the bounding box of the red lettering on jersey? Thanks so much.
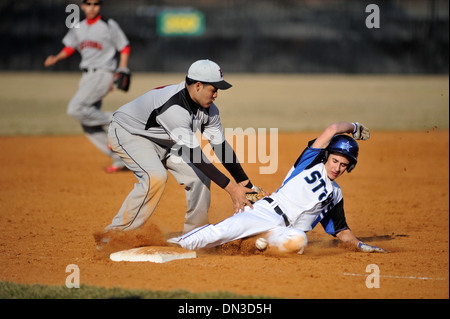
[80,40,103,51]
[153,85,169,90]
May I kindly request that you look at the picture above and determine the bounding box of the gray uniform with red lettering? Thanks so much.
[62,16,129,165]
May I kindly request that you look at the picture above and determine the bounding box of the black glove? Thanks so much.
[114,67,131,92]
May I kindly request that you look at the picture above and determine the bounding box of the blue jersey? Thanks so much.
[270,145,349,236]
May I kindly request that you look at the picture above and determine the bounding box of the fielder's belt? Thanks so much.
[263,197,290,227]
[81,68,97,72]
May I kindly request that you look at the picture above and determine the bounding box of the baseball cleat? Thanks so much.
[105,164,126,173]
[94,236,110,251]
[105,160,126,173]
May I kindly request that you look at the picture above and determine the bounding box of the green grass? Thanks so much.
[0,281,274,299]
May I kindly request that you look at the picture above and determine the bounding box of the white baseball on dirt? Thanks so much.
[255,237,268,250]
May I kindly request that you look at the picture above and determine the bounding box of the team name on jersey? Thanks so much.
[80,40,103,51]
[304,170,330,201]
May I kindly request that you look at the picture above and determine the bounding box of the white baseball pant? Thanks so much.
[172,199,308,252]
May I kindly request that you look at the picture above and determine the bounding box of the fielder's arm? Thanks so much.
[211,140,252,188]
[182,145,253,213]
[117,45,130,70]
[44,47,76,67]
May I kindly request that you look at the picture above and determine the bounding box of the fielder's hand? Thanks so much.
[245,186,269,204]
[357,241,387,253]
[352,122,370,141]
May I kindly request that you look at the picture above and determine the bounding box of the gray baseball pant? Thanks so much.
[106,120,211,234]
[67,69,120,162]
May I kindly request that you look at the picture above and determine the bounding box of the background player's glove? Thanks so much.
[245,186,269,204]
[357,241,387,253]
[114,67,131,92]
[352,122,370,140]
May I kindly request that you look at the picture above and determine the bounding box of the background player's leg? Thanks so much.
[81,123,124,171]
[81,124,114,156]
[67,71,113,127]
[67,71,120,169]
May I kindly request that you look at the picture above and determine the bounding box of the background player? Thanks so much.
[96,59,258,250]
[44,0,130,172]
[168,122,387,254]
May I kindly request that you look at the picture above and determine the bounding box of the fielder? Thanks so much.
[44,0,131,173]
[100,59,258,244]
[168,122,387,254]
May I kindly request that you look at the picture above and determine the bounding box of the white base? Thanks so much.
[110,246,197,263]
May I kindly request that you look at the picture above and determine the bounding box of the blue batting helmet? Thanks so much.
[327,135,359,172]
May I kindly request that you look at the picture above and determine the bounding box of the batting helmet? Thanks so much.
[326,135,359,173]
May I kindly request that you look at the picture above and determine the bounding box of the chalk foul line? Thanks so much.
[343,272,447,281]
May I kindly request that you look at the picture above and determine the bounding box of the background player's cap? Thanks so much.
[187,59,232,90]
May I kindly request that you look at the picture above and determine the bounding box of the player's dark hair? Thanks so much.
[83,0,104,4]
[185,76,197,86]
[185,76,215,88]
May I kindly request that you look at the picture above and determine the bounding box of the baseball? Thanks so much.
[255,237,268,251]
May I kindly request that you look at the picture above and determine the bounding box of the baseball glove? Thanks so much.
[114,68,131,92]
[352,122,370,141]
[245,186,269,204]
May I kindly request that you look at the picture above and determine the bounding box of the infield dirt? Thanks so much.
[0,73,448,299]
[0,131,448,298]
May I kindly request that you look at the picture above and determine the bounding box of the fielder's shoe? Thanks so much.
[94,233,111,251]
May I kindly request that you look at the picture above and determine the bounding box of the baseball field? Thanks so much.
[0,72,448,300]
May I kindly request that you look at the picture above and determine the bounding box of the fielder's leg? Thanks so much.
[105,121,168,231]
[165,153,211,234]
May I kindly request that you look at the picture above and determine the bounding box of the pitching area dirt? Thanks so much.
[0,131,448,298]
